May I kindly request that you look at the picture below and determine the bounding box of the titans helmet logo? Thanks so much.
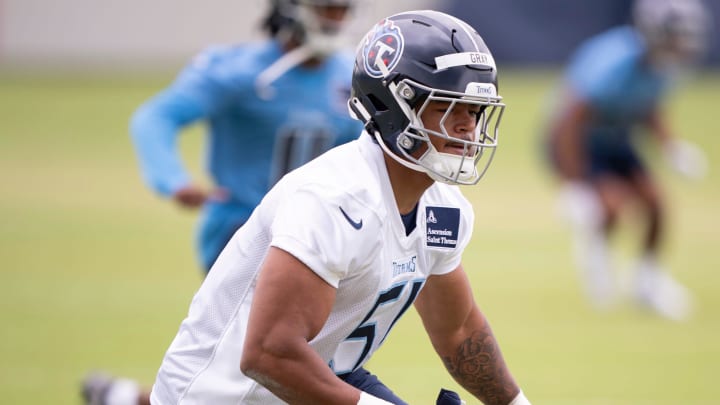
[362,19,405,78]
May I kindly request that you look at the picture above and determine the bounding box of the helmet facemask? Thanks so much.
[294,0,354,56]
[376,78,504,185]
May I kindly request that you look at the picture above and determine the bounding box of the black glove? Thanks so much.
[436,388,465,405]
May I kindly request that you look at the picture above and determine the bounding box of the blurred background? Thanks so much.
[1,0,718,404]
[2,0,719,69]
[443,0,720,66]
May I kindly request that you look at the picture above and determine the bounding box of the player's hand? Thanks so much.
[436,388,465,405]
[664,139,708,180]
[173,185,229,208]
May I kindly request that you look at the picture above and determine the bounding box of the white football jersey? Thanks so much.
[150,134,475,404]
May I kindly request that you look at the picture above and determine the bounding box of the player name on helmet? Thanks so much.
[435,51,496,70]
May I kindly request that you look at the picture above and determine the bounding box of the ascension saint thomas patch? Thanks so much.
[425,206,460,249]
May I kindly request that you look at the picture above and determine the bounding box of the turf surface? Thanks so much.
[0,69,718,404]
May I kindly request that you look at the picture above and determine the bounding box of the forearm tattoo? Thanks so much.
[441,330,518,405]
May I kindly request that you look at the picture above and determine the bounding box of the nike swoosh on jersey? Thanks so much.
[338,206,363,230]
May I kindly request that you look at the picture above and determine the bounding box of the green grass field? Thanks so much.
[0,69,718,405]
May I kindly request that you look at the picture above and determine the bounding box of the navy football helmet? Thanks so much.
[349,10,505,185]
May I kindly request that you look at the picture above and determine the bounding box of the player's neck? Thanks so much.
[383,154,433,215]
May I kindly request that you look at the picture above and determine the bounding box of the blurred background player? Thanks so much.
[543,0,711,319]
[129,0,362,274]
[82,0,361,404]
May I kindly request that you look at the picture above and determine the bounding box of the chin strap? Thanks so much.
[371,128,430,175]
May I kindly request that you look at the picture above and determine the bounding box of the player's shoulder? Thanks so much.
[294,141,378,196]
[184,41,281,78]
[425,183,473,209]
[574,26,641,64]
[325,48,356,69]
[423,183,474,223]
[590,26,638,46]
[280,140,386,218]
[567,25,643,98]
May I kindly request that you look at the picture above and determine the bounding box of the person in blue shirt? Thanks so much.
[82,1,362,404]
[544,0,710,320]
[130,0,363,273]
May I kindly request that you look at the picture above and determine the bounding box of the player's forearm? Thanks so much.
[130,105,191,196]
[555,130,584,180]
[552,97,591,181]
[241,344,359,405]
[439,310,520,405]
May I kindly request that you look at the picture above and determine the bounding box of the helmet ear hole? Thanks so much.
[367,93,388,112]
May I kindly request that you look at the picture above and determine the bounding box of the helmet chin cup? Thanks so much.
[420,150,478,184]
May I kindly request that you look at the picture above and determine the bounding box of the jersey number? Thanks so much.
[269,127,335,186]
[331,279,425,376]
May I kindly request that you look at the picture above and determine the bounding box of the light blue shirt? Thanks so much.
[130,40,362,269]
[566,26,672,127]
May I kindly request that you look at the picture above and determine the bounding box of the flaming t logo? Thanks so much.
[362,19,405,78]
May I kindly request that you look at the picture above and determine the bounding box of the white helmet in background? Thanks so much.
[264,0,356,55]
[633,0,712,66]
[257,0,356,98]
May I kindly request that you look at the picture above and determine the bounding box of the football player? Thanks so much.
[544,0,710,319]
[144,9,531,405]
[129,0,362,273]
